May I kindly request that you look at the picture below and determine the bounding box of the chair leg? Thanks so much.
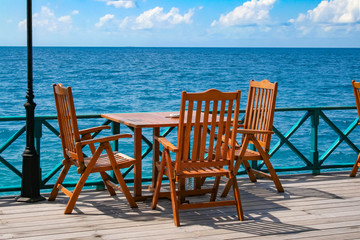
[64,168,91,214]
[112,167,138,208]
[263,157,284,193]
[100,172,116,196]
[221,158,242,197]
[252,138,284,193]
[164,151,180,226]
[169,175,180,227]
[48,160,71,201]
[152,152,166,210]
[350,153,360,177]
[104,143,137,208]
[210,176,221,202]
[242,160,257,182]
[230,173,244,221]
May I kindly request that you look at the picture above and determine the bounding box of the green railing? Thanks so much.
[0,106,359,194]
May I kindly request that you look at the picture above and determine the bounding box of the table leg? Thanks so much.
[111,122,120,181]
[152,127,160,189]
[112,122,120,152]
[134,127,142,198]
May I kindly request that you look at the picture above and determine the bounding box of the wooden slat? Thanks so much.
[207,100,218,161]
[1,172,360,239]
[199,100,210,161]
[191,100,203,162]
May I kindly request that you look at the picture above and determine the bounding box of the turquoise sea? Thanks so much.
[1,47,360,194]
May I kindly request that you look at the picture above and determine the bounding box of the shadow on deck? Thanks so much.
[0,172,359,240]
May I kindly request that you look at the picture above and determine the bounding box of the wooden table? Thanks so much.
[101,112,181,200]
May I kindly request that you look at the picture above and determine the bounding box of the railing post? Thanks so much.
[310,109,320,175]
[112,122,120,151]
[34,118,43,186]
[250,144,259,170]
[109,121,120,184]
[16,0,45,202]
[34,118,42,156]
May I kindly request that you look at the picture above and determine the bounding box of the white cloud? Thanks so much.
[100,0,136,8]
[93,6,195,31]
[72,10,79,15]
[95,14,115,28]
[119,17,130,28]
[58,15,71,24]
[133,7,194,30]
[211,0,276,27]
[290,0,360,34]
[18,6,74,32]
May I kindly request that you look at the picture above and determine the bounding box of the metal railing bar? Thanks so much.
[123,166,134,178]
[319,112,359,152]
[319,114,359,164]
[41,161,63,185]
[0,156,22,178]
[42,120,60,137]
[270,111,311,156]
[0,125,26,154]
[126,126,153,148]
[272,127,312,167]
[161,127,176,137]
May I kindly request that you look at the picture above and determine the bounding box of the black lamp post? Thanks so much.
[16,0,45,202]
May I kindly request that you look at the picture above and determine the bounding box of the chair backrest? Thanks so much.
[53,84,82,162]
[175,89,241,172]
[352,80,360,122]
[243,79,278,152]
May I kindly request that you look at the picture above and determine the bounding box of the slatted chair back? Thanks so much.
[176,89,241,173]
[350,80,360,177]
[53,84,83,166]
[243,79,278,152]
[50,83,138,213]
[352,80,360,122]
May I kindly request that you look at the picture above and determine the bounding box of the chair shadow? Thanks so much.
[185,217,315,236]
[1,173,344,230]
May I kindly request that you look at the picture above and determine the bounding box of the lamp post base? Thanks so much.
[16,147,45,203]
[15,195,45,203]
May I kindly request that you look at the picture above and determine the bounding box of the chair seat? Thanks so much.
[156,161,231,178]
[74,152,135,172]
[235,148,262,160]
[181,166,230,177]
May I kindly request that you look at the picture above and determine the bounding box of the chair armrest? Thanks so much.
[237,129,274,135]
[80,133,132,145]
[79,125,111,135]
[155,136,178,152]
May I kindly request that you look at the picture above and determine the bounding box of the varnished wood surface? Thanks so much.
[101,111,223,128]
[2,172,360,239]
[101,112,182,128]
[101,111,228,199]
[151,89,243,226]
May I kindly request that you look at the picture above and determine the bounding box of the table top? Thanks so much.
[101,112,181,128]
[101,111,224,128]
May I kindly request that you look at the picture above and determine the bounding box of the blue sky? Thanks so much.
[1,0,359,47]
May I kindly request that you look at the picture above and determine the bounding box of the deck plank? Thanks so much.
[1,172,360,239]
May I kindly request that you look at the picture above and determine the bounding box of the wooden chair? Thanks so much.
[151,89,244,226]
[48,83,138,213]
[221,79,284,198]
[350,80,360,177]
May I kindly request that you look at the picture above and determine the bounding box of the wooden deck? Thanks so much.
[1,172,360,239]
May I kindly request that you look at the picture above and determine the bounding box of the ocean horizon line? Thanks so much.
[1,46,360,49]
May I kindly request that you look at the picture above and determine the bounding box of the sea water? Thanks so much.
[1,47,360,194]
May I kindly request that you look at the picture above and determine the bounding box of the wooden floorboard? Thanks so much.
[1,172,360,239]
